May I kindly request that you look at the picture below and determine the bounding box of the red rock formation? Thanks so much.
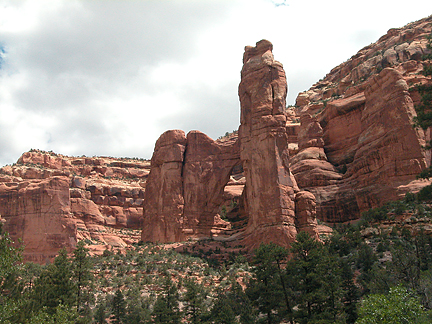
[141,130,242,242]
[4,16,432,259]
[291,16,432,222]
[295,191,318,238]
[182,131,240,238]
[140,40,320,250]
[0,150,149,261]
[141,130,187,243]
[238,39,303,249]
[0,177,76,263]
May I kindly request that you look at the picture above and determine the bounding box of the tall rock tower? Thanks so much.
[141,39,319,249]
[238,40,309,248]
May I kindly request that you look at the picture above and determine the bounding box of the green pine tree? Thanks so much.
[111,289,126,324]
[152,277,181,324]
[246,242,293,324]
[289,231,348,324]
[183,278,207,324]
[72,241,94,314]
[0,223,23,323]
[30,248,76,315]
[93,302,107,324]
[209,292,237,324]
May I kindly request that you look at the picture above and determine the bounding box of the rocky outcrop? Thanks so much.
[295,191,319,238]
[141,40,319,250]
[141,130,241,243]
[291,16,432,222]
[141,130,187,243]
[3,16,432,259]
[0,151,149,261]
[182,131,240,237]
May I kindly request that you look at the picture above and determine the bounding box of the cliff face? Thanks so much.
[0,151,150,262]
[291,16,432,222]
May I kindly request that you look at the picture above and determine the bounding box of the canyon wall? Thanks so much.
[291,16,432,222]
[0,151,150,262]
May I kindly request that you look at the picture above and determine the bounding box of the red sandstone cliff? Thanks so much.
[291,15,432,222]
[0,150,150,262]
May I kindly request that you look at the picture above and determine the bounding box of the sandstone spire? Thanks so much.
[140,40,319,248]
[238,40,316,248]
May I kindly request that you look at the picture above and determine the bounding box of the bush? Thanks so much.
[418,185,432,202]
[362,206,389,223]
[357,285,429,324]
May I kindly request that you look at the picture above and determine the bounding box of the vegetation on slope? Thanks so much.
[2,198,432,324]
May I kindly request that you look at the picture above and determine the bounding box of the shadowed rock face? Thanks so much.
[141,130,241,243]
[182,131,240,237]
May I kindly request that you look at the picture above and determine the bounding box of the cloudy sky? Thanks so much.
[1,0,431,166]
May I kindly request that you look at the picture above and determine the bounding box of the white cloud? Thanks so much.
[1,0,432,166]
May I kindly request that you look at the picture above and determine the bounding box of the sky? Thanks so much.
[0,0,432,167]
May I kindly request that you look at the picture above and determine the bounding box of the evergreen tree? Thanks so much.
[289,231,349,324]
[0,224,23,323]
[93,302,107,324]
[226,280,256,324]
[246,242,292,324]
[124,286,152,324]
[289,232,325,323]
[209,292,237,324]
[30,248,75,314]
[339,260,360,324]
[183,278,207,324]
[111,289,126,324]
[0,223,22,292]
[28,304,78,324]
[152,277,180,324]
[72,241,94,314]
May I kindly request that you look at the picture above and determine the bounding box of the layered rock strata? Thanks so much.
[0,151,150,262]
[291,16,432,222]
[0,177,75,263]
